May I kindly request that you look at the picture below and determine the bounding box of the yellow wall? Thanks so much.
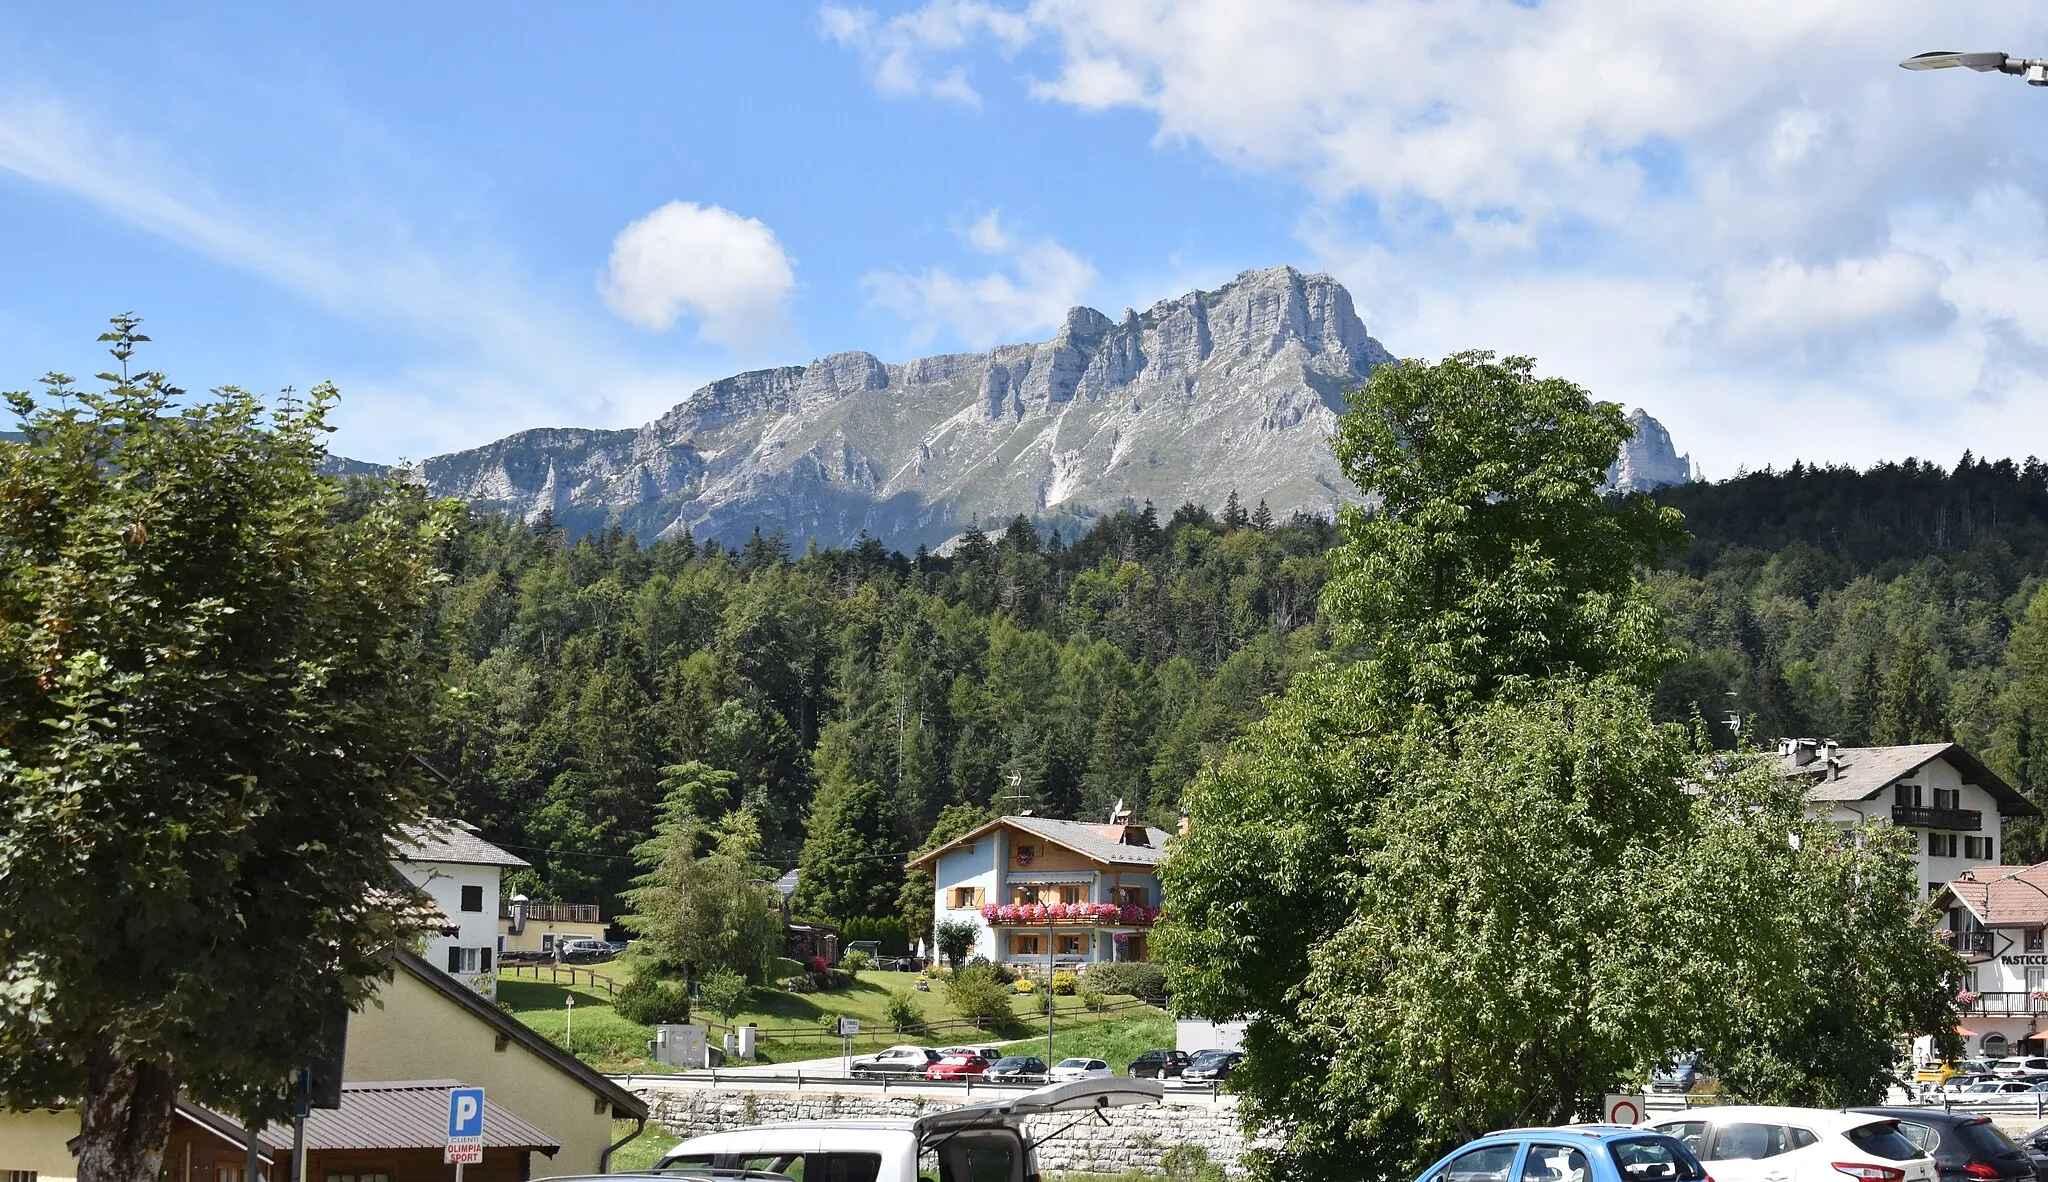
[0,1108,80,1182]
[345,966,620,1178]
[498,919,608,955]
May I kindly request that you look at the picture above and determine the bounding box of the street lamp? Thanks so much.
[1900,50,2048,87]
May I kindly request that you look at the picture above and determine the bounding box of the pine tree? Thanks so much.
[1249,499,1274,532]
[1872,633,1948,746]
[1224,490,1248,529]
[1844,647,1883,744]
[792,775,904,922]
[1080,687,1147,820]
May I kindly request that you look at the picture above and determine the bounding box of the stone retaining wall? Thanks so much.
[634,1085,1255,1176]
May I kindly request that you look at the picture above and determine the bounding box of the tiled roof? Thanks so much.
[391,819,530,869]
[1777,742,2036,815]
[1944,863,2048,928]
[241,1081,559,1152]
[909,816,1171,870]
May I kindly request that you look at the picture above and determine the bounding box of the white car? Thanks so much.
[655,1078,1164,1182]
[1951,1080,2044,1103]
[1644,1105,1935,1182]
[1049,1058,1112,1082]
[850,1045,940,1078]
[1994,1057,2048,1080]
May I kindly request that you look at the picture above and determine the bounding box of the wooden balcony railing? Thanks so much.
[1893,805,1983,831]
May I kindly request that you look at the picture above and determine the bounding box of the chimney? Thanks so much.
[510,893,529,935]
[1825,755,1841,782]
[1783,738,1819,767]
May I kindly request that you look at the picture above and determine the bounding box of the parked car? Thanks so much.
[2009,1124,2048,1181]
[1850,1109,2034,1182]
[1996,1058,2048,1080]
[941,1046,1005,1062]
[1952,1081,2041,1104]
[1940,1075,2000,1096]
[926,1054,992,1081]
[1129,1050,1191,1079]
[1181,1050,1244,1085]
[852,1046,942,1078]
[1049,1058,1112,1082]
[651,1078,1165,1182]
[1650,1055,1704,1094]
[1643,1105,1936,1182]
[1414,1125,1706,1182]
[985,1056,1048,1083]
[556,937,607,963]
[1915,1062,1965,1089]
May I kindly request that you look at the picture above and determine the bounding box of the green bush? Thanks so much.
[698,968,752,1023]
[612,973,690,1025]
[1051,971,1078,996]
[1080,961,1166,1001]
[885,990,924,1034]
[841,949,871,973]
[946,963,1015,1028]
[1079,989,1106,1012]
[1161,1145,1224,1182]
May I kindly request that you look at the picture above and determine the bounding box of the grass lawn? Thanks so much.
[1002,1015,1178,1074]
[610,1120,682,1172]
[497,961,1167,1072]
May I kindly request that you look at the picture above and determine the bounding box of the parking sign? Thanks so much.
[447,1087,485,1141]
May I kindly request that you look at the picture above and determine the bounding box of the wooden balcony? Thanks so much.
[1893,805,1982,831]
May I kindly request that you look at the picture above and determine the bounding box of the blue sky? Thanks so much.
[4,2,2047,476]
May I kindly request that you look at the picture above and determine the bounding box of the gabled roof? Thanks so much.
[1779,742,2037,816]
[1942,863,2048,928]
[387,949,646,1120]
[907,816,1171,871]
[392,819,531,869]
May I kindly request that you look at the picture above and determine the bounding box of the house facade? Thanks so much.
[1937,863,2048,1060]
[1778,739,2035,898]
[910,814,1168,969]
[499,897,607,957]
[390,820,529,997]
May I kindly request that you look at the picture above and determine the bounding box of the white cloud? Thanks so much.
[863,210,1097,347]
[600,201,798,352]
[821,0,1030,104]
[829,0,2048,473]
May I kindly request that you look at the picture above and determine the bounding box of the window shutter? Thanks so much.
[480,947,492,972]
[448,946,462,972]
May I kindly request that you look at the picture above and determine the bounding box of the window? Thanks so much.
[1610,1139,1705,1182]
[1657,1123,1706,1156]
[1112,885,1151,907]
[1985,1033,2011,1057]
[1441,1143,1519,1182]
[447,946,486,973]
[7,1172,38,1182]
[1011,934,1041,956]
[1709,1124,1796,1160]
[1058,885,1083,905]
[1935,787,1961,810]
[1930,833,1960,858]
[541,933,555,952]
[1843,1122,1923,1162]
[1520,1145,1589,1182]
[1054,934,1086,955]
[1012,886,1041,905]
[460,885,484,912]
[948,887,982,909]
[326,1174,391,1182]
[1014,845,1036,865]
[2029,930,2044,954]
[1897,783,1924,808]
[1893,1122,1938,1153]
[1967,836,1994,859]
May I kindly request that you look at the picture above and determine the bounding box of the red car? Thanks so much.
[924,1054,991,1081]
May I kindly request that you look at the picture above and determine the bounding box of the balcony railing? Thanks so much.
[982,903,1159,928]
[1948,931,1994,955]
[501,902,602,924]
[1957,991,2048,1016]
[1893,805,1982,831]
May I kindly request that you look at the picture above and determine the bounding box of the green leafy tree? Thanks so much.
[1994,586,2048,860]
[696,969,752,1025]
[935,919,980,972]
[792,775,903,922]
[1872,633,1948,745]
[0,322,454,1182]
[622,798,781,983]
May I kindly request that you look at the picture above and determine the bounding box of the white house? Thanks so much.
[390,819,529,998]
[1937,862,2048,1060]
[909,811,1168,970]
[1777,739,2035,898]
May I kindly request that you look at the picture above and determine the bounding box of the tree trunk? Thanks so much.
[70,1051,179,1182]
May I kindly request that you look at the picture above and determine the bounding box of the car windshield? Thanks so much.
[994,1058,1033,1067]
[1191,1052,1233,1065]
[1057,1059,1091,1068]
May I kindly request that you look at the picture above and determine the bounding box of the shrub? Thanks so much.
[1162,1145,1224,1182]
[1013,977,1037,993]
[1080,960,1166,1002]
[1079,989,1106,1012]
[886,989,925,1034]
[613,973,691,1025]
[945,963,1015,1028]
[1051,971,1078,996]
[698,968,752,1023]
[842,949,871,974]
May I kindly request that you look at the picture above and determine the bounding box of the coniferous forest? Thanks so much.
[420,454,2048,926]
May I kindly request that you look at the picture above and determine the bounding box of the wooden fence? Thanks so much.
[500,961,620,999]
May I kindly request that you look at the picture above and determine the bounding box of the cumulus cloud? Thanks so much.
[1689,250,1955,365]
[863,210,1096,347]
[821,0,1029,105]
[600,201,798,352]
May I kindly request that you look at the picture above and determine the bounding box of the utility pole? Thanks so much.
[1046,912,1055,1066]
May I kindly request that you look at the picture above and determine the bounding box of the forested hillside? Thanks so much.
[420,452,2048,922]
[419,500,1342,916]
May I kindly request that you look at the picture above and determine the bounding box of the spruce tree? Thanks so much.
[1249,498,1274,532]
[1871,633,1948,745]
[1224,490,1248,529]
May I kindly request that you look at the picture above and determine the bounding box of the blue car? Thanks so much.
[1415,1126,1707,1182]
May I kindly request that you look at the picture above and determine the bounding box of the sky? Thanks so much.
[2,3,2047,477]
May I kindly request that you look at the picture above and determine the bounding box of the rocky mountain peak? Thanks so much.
[1606,408,1694,492]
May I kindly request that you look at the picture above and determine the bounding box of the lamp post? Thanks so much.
[565,994,575,1054]
[1901,51,2048,87]
[1046,911,1055,1066]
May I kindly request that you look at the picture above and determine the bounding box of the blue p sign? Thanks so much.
[447,1087,485,1140]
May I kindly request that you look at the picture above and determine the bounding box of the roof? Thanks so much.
[387,948,648,1120]
[252,1081,560,1153]
[907,816,1172,871]
[1941,863,2048,928]
[1779,742,2037,816]
[391,819,531,869]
